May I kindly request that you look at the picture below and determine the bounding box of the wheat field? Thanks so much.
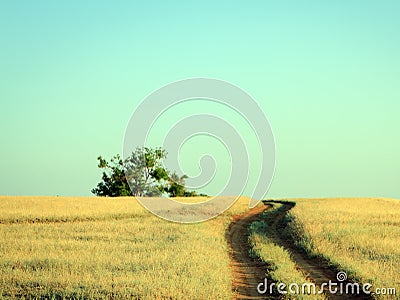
[2,196,399,299]
[249,202,326,300]
[0,196,252,299]
[287,198,400,298]
[248,198,400,299]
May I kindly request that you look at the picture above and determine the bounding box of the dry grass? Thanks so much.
[287,198,400,299]
[0,196,252,299]
[249,203,326,300]
[0,196,146,224]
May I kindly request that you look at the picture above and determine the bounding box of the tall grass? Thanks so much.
[0,196,146,224]
[0,196,252,299]
[248,203,326,300]
[286,198,400,299]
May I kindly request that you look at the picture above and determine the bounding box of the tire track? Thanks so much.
[227,202,372,299]
[226,205,273,299]
[264,201,371,300]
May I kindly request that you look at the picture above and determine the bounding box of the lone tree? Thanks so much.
[92,146,207,197]
[91,154,132,197]
[165,172,188,197]
[92,147,168,197]
[124,147,169,197]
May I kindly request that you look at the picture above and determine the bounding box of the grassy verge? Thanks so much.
[284,198,400,299]
[248,202,326,300]
[0,196,252,299]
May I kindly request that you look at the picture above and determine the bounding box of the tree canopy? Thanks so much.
[91,154,132,197]
[92,147,205,197]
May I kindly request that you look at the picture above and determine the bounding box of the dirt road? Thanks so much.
[227,202,371,300]
[269,202,371,299]
[226,205,272,299]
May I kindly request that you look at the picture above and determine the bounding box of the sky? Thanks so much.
[1,1,399,199]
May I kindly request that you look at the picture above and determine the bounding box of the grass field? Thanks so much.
[249,198,400,299]
[2,196,399,299]
[0,196,252,299]
[249,203,326,300]
[288,198,400,297]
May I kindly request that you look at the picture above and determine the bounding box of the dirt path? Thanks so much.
[266,201,371,300]
[227,202,371,300]
[269,202,342,299]
[226,205,272,299]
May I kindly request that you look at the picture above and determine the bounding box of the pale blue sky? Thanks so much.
[1,1,399,198]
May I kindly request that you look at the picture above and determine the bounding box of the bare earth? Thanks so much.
[226,205,271,299]
[227,203,372,300]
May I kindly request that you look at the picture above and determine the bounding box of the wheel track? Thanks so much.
[227,202,372,300]
[226,205,272,299]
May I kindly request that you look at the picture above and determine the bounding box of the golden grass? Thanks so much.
[249,203,326,300]
[288,198,400,299]
[172,196,211,204]
[0,196,146,223]
[0,196,253,299]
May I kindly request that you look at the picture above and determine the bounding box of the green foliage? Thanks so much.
[164,172,187,197]
[92,147,207,197]
[163,172,208,197]
[124,147,168,197]
[91,154,132,197]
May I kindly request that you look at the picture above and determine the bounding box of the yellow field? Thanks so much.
[249,203,326,300]
[0,196,252,299]
[288,198,400,298]
[248,198,400,299]
[2,196,399,299]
